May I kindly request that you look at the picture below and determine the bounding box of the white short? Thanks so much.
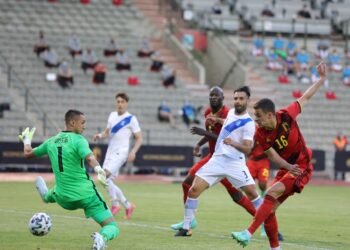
[196,154,255,188]
[103,152,128,178]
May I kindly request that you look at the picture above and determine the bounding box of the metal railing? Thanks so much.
[0,53,60,136]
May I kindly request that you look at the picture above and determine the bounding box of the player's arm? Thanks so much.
[297,62,326,110]
[93,127,110,141]
[223,138,253,155]
[128,131,142,163]
[264,147,302,176]
[19,127,37,159]
[23,144,36,159]
[86,153,108,187]
[193,136,209,157]
[206,115,225,125]
[190,126,218,141]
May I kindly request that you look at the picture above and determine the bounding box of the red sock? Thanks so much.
[236,194,256,216]
[264,213,279,248]
[222,180,256,216]
[182,182,191,204]
[248,195,276,235]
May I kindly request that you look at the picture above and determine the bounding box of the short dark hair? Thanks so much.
[115,92,129,102]
[234,86,251,98]
[253,98,275,113]
[65,109,84,124]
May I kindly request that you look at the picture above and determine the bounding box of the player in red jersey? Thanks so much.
[232,62,327,250]
[247,143,270,197]
[170,86,256,231]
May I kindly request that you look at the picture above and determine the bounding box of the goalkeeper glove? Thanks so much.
[94,165,108,187]
[19,127,36,145]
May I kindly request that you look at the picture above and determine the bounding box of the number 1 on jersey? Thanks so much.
[57,146,64,172]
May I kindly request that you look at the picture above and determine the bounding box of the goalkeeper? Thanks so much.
[20,109,118,250]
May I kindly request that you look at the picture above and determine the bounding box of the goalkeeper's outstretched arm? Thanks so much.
[19,127,37,159]
[86,153,108,187]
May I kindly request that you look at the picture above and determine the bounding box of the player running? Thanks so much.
[175,86,263,237]
[232,62,327,250]
[93,92,142,219]
[171,86,256,231]
[20,109,118,250]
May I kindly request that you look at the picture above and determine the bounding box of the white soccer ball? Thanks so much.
[28,212,52,236]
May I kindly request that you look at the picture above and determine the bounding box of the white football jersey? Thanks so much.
[214,109,255,160]
[105,111,141,157]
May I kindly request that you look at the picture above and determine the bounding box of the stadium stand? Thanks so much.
[0,0,207,147]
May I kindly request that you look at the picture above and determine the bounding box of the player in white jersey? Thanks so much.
[93,92,142,219]
[175,86,262,237]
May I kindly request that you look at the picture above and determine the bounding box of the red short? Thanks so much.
[247,158,270,183]
[272,164,313,204]
[188,154,233,190]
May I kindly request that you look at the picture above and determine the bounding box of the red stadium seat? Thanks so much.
[128,76,139,86]
[292,90,302,99]
[113,0,123,6]
[325,91,336,100]
[80,0,90,4]
[278,74,289,84]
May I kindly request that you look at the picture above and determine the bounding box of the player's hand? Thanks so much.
[190,126,206,136]
[19,127,36,145]
[94,166,108,187]
[92,133,102,141]
[127,151,136,163]
[289,164,302,176]
[193,145,201,157]
[223,137,234,146]
[206,116,217,126]
[317,62,327,79]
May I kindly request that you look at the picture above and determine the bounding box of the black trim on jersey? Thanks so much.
[61,131,74,133]
[85,172,108,210]
[80,159,83,168]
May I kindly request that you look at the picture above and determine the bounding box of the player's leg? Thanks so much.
[256,159,270,197]
[174,175,210,237]
[35,176,56,203]
[170,156,211,230]
[104,157,135,218]
[220,178,256,216]
[84,193,119,249]
[183,155,211,203]
[175,157,222,236]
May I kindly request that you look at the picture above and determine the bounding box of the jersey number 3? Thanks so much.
[57,146,64,172]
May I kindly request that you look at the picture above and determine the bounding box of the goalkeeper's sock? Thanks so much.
[264,212,279,249]
[100,221,119,241]
[183,198,198,230]
[248,195,277,235]
[182,182,191,204]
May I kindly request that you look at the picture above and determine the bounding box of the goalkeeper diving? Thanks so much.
[19,109,118,250]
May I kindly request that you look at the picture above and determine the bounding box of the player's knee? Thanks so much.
[188,186,201,198]
[243,185,259,200]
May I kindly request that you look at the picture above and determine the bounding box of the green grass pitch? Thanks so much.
[0,181,349,250]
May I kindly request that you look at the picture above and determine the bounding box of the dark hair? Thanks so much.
[65,109,84,124]
[234,86,251,98]
[253,98,275,113]
[210,86,224,95]
[115,92,129,102]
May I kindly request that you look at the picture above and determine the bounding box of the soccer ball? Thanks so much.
[28,212,52,236]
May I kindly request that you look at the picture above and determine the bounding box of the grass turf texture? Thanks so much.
[0,181,349,250]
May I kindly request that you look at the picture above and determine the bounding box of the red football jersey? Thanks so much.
[204,105,230,154]
[249,140,268,161]
[254,102,311,169]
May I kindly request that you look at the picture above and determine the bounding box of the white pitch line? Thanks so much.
[0,208,333,250]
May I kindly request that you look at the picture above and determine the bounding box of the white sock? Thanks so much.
[106,179,118,202]
[113,183,130,209]
[183,198,198,230]
[270,247,281,250]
